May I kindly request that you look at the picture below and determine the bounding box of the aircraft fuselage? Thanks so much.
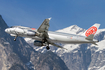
[5,26,98,44]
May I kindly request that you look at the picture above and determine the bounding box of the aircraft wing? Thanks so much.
[51,43,67,50]
[48,40,67,50]
[37,18,51,38]
[37,18,66,49]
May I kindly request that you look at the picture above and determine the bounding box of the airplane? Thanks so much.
[5,18,100,50]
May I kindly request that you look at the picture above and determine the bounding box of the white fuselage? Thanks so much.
[5,27,97,44]
[48,31,96,44]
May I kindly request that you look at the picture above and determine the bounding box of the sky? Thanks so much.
[0,0,105,31]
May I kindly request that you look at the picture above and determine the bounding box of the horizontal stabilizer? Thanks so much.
[92,43,98,46]
[85,34,94,40]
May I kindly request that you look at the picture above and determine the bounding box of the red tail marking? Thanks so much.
[85,26,97,37]
[32,28,36,30]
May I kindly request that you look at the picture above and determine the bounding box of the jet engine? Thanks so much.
[34,40,43,46]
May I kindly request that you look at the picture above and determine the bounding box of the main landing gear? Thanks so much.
[46,46,50,50]
[43,39,50,50]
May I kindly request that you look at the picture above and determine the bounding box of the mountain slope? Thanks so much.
[31,51,69,70]
[0,15,30,70]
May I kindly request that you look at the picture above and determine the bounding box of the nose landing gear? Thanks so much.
[14,36,17,41]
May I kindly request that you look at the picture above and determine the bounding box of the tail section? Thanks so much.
[81,23,100,40]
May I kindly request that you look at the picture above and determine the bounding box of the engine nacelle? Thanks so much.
[34,40,43,46]
[27,30,36,36]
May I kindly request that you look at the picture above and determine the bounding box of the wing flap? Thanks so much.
[48,40,67,49]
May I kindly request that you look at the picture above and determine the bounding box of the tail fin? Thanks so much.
[81,23,100,40]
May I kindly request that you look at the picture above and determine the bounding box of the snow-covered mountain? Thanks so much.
[24,25,105,70]
[57,25,85,35]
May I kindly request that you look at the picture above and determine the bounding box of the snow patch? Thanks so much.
[98,65,105,70]
[91,40,105,52]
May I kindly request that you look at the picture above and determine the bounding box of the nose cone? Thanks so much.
[5,29,8,32]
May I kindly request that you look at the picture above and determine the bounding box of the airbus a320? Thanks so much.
[5,18,100,50]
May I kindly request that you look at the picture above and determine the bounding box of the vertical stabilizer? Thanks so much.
[81,23,100,38]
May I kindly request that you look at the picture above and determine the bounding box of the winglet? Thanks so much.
[48,17,52,20]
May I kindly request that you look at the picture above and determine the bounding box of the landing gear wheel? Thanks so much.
[46,46,50,50]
